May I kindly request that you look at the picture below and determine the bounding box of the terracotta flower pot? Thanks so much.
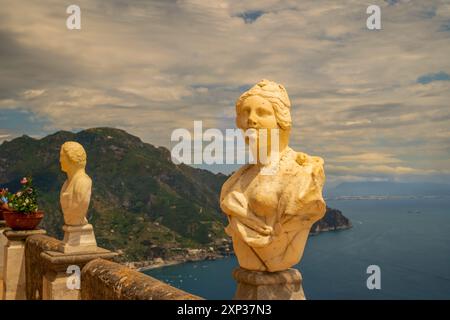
[0,203,9,220]
[3,208,44,230]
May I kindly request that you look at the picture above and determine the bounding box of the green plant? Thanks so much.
[7,177,39,214]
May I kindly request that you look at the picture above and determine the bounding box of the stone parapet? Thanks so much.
[25,234,64,299]
[40,248,118,300]
[81,258,203,300]
[0,221,9,280]
[2,229,46,300]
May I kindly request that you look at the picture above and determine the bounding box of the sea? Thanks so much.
[144,198,450,299]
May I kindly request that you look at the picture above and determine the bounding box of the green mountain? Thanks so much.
[0,127,351,262]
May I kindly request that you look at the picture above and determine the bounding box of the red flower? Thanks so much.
[20,177,28,185]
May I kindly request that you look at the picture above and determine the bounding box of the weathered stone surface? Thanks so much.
[25,234,62,300]
[4,229,46,241]
[0,222,9,282]
[41,248,117,272]
[43,270,81,300]
[233,267,305,300]
[40,248,117,300]
[58,223,97,254]
[3,229,46,300]
[220,80,326,273]
[0,221,9,299]
[81,258,202,300]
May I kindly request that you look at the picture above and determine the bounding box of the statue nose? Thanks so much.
[247,116,257,127]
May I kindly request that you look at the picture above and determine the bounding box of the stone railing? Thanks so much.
[0,225,202,300]
[81,259,201,300]
[25,233,62,299]
[1,223,305,300]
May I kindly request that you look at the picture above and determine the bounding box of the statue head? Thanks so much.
[235,80,292,158]
[236,79,292,132]
[60,141,87,173]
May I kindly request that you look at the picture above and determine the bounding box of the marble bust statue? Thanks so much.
[60,141,92,226]
[59,141,97,253]
[220,79,326,272]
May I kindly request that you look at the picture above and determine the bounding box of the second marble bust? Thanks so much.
[60,141,92,226]
[59,141,97,253]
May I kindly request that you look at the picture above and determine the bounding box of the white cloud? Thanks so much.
[332,153,403,164]
[22,89,46,100]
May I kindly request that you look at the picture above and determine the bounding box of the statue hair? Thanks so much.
[61,141,87,168]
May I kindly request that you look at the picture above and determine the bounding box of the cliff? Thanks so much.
[0,127,351,262]
[310,207,352,235]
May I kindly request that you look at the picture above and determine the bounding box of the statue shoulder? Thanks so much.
[293,151,325,182]
[295,151,324,167]
[74,173,92,193]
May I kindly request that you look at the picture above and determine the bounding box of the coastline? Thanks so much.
[124,226,354,271]
[137,260,186,272]
[122,247,233,272]
[309,224,353,236]
[136,255,231,272]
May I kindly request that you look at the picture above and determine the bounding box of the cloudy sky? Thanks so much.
[1,0,449,186]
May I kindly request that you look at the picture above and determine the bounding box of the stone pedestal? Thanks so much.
[0,221,8,299]
[0,221,8,279]
[58,224,97,254]
[232,267,306,300]
[2,229,46,300]
[41,248,117,300]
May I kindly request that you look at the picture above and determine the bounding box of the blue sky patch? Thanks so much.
[417,71,450,84]
[439,21,450,32]
[235,10,265,24]
[0,108,50,138]
[385,0,399,6]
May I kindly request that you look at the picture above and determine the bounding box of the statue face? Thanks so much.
[60,150,70,173]
[237,95,278,130]
[237,95,279,151]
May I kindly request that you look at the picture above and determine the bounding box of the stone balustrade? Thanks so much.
[25,234,63,299]
[0,223,202,300]
[81,258,202,300]
[1,222,302,300]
